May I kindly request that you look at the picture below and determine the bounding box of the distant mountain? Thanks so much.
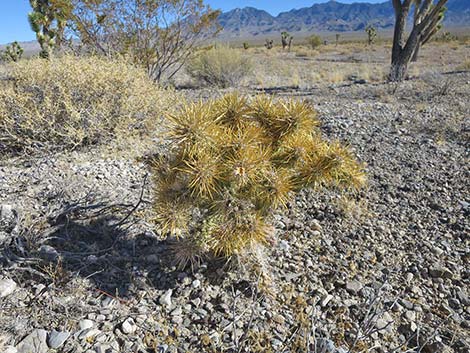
[217,0,470,38]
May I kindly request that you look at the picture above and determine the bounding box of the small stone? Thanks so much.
[321,294,334,307]
[171,307,182,316]
[400,299,414,310]
[191,298,201,307]
[279,240,290,251]
[429,265,453,279]
[346,280,363,294]
[79,319,94,331]
[404,310,416,321]
[16,329,48,353]
[273,315,285,324]
[47,330,70,349]
[159,289,173,308]
[171,316,183,325]
[375,312,394,333]
[192,279,201,288]
[0,278,17,298]
[121,318,137,335]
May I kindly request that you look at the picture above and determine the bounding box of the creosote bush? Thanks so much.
[0,55,174,154]
[307,34,322,49]
[153,93,365,262]
[186,46,252,88]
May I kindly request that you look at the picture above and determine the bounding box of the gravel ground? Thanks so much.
[0,72,469,353]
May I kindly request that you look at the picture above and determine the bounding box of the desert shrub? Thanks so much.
[186,46,252,88]
[152,93,365,261]
[0,55,175,154]
[307,35,322,49]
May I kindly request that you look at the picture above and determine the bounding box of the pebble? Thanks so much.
[121,318,137,335]
[0,278,17,298]
[321,294,334,307]
[345,280,363,294]
[192,279,201,288]
[429,265,453,279]
[79,319,95,331]
[279,240,290,251]
[47,330,70,349]
[375,312,394,333]
[159,289,173,308]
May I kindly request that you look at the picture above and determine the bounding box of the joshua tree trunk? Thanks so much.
[411,42,420,62]
[389,0,447,82]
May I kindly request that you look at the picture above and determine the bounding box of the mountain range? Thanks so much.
[217,0,470,38]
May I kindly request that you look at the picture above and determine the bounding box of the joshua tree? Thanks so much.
[411,0,446,62]
[365,25,377,45]
[243,42,249,50]
[265,39,274,50]
[281,31,293,51]
[390,0,447,81]
[28,0,72,58]
[335,33,340,46]
[1,41,24,62]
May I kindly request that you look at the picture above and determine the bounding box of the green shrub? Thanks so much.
[153,93,365,261]
[186,46,252,88]
[307,35,322,49]
[0,55,175,154]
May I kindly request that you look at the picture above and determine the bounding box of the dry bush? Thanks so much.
[186,46,252,88]
[457,58,470,71]
[307,35,322,49]
[152,93,365,260]
[0,55,175,154]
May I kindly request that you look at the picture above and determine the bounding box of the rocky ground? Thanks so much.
[0,71,469,353]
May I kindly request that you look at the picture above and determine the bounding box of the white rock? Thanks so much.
[79,319,94,331]
[16,329,48,353]
[192,279,201,288]
[279,240,290,251]
[159,289,172,307]
[321,294,334,307]
[47,330,70,349]
[121,318,137,335]
[0,278,17,298]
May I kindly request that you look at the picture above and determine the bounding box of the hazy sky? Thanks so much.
[0,0,387,44]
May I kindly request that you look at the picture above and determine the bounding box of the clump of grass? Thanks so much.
[152,93,365,261]
[0,55,175,155]
[186,45,252,88]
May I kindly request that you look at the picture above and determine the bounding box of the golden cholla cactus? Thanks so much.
[152,93,366,259]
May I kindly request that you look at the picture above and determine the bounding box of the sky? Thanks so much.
[0,0,386,44]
